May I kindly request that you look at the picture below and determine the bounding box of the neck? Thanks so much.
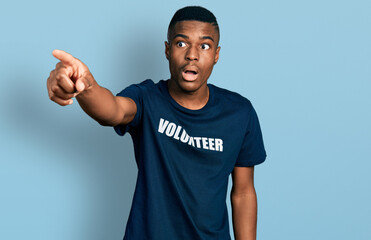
[167,80,209,110]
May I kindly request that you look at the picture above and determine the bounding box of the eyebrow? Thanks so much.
[173,34,215,42]
[201,36,215,42]
[173,34,189,39]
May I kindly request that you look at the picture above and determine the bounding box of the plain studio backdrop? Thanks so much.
[0,0,370,239]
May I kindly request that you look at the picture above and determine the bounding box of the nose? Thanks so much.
[185,45,199,61]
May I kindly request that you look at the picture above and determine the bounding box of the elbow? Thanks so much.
[96,112,124,127]
[96,117,120,127]
[231,192,256,201]
[98,120,113,127]
[231,187,256,199]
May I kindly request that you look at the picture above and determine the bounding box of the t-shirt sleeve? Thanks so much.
[235,101,267,167]
[113,80,151,136]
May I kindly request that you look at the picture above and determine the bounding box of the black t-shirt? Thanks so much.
[115,79,266,240]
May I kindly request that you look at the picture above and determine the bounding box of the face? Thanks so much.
[165,20,220,94]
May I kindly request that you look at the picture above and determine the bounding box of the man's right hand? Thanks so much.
[47,49,95,106]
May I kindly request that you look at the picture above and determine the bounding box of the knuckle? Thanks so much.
[57,62,67,69]
[55,73,62,80]
[51,85,59,92]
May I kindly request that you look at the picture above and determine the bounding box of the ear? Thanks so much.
[214,46,221,64]
[165,41,170,60]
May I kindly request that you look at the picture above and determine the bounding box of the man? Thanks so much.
[47,6,266,240]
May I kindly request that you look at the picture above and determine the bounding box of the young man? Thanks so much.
[47,6,266,240]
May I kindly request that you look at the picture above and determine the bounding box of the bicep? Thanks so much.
[231,166,255,196]
[115,96,137,125]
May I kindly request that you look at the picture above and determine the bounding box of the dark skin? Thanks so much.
[47,20,257,240]
[165,21,220,110]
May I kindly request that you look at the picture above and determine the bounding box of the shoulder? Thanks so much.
[117,79,162,97]
[209,84,253,111]
[127,79,157,91]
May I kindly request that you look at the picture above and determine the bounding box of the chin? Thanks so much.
[178,79,205,93]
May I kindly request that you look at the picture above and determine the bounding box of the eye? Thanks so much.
[177,42,186,47]
[201,43,210,50]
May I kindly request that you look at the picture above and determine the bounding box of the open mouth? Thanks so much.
[182,70,198,81]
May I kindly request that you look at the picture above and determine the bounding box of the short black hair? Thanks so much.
[167,6,220,43]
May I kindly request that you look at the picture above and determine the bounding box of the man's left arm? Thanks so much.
[230,166,257,240]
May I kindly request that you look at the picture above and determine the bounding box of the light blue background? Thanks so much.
[1,0,370,239]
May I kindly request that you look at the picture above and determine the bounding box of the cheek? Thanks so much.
[171,58,184,71]
[169,60,181,76]
[202,56,216,70]
[203,52,216,62]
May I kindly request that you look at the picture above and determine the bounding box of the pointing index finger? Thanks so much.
[52,49,76,65]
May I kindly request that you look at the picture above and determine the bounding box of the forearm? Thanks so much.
[231,190,257,240]
[76,82,123,126]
